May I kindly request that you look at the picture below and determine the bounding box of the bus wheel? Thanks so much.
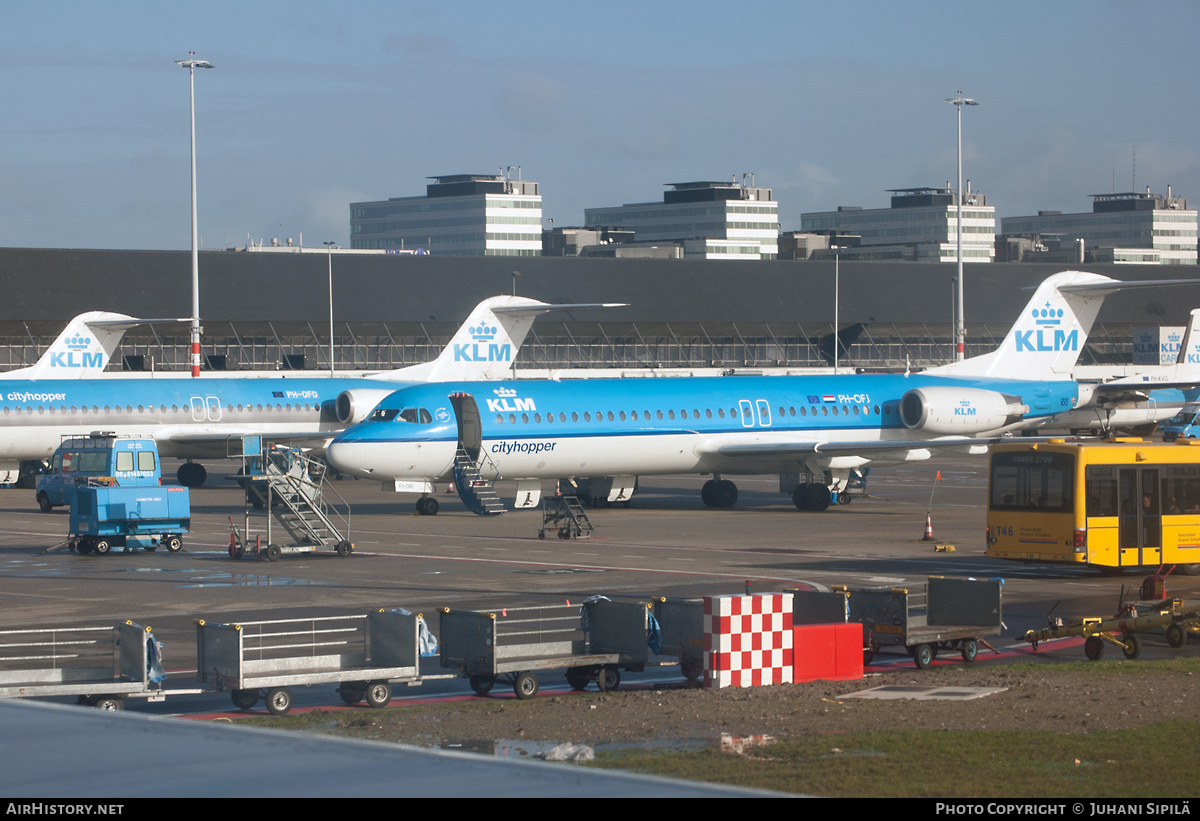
[1178,564,1200,577]
[1083,635,1105,661]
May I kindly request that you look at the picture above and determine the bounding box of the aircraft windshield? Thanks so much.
[368,407,432,424]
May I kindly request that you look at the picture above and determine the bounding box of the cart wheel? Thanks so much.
[514,672,540,700]
[93,539,111,556]
[230,689,258,710]
[165,535,182,553]
[537,530,546,540]
[565,667,591,691]
[469,675,495,696]
[862,649,875,667]
[837,494,852,505]
[1166,623,1187,649]
[960,639,979,663]
[1121,633,1142,660]
[596,665,621,692]
[365,681,392,708]
[1084,635,1105,661]
[266,544,282,562]
[557,529,568,540]
[913,644,934,670]
[680,656,703,682]
[335,540,352,557]
[76,541,93,555]
[265,687,293,715]
[92,697,123,711]
[338,684,366,705]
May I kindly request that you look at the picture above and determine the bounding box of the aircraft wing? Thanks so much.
[694,432,1056,469]
[153,428,336,457]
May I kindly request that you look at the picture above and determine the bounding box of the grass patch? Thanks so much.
[593,722,1200,797]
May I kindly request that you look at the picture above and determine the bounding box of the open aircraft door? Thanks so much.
[449,393,482,462]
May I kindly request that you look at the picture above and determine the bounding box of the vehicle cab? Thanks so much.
[1162,402,1200,442]
[36,433,162,512]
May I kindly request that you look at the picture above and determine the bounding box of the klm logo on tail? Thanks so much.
[453,324,512,363]
[50,334,103,369]
[1014,303,1078,353]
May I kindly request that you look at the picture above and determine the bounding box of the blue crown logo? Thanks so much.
[1031,302,1064,326]
[470,325,497,341]
[1168,332,1181,342]
[65,334,91,350]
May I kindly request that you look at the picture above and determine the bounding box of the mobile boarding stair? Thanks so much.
[229,435,353,561]
[452,447,506,516]
[538,494,594,540]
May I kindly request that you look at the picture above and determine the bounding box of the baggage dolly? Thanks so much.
[439,600,651,698]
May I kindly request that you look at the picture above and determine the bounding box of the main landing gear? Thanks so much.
[415,496,439,516]
[701,478,738,508]
[792,483,832,511]
[177,462,207,488]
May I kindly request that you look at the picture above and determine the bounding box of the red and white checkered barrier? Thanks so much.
[703,593,794,688]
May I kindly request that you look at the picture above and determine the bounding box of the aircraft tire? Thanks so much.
[701,480,716,507]
[804,484,832,512]
[711,480,737,508]
[177,462,207,488]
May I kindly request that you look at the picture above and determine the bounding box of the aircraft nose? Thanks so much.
[325,440,374,478]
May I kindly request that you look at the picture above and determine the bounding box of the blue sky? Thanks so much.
[2,0,1196,250]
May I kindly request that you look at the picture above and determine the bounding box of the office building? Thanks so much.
[584,180,779,260]
[1001,188,1197,265]
[800,185,995,263]
[351,173,542,256]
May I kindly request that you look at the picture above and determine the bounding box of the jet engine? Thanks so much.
[899,387,1028,435]
[335,389,398,425]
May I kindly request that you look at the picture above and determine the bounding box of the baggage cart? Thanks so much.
[651,597,705,681]
[438,600,650,699]
[823,576,1003,668]
[0,620,179,710]
[196,609,448,715]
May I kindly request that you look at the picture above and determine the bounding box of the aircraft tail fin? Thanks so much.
[930,271,1198,380]
[9,311,137,378]
[1171,307,1200,380]
[391,296,626,382]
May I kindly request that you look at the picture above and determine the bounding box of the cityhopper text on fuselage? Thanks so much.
[325,271,1200,515]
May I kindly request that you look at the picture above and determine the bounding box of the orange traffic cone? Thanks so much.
[921,514,935,541]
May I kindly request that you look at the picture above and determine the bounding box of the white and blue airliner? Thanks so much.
[0,296,618,488]
[325,271,1200,514]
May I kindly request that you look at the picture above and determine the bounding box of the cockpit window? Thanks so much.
[369,407,432,424]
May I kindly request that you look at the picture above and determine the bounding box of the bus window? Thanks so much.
[989,452,1074,513]
[1085,466,1118,517]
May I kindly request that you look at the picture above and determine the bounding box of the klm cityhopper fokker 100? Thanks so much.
[0,296,620,488]
[325,271,1200,515]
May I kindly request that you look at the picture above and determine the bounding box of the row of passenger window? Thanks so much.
[2,403,320,415]
[494,403,890,426]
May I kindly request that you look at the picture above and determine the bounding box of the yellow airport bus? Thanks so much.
[985,438,1200,574]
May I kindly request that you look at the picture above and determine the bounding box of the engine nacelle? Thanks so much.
[335,389,398,425]
[899,387,1028,435]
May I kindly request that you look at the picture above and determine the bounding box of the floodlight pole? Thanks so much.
[176,54,213,377]
[945,93,978,362]
[325,242,337,376]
